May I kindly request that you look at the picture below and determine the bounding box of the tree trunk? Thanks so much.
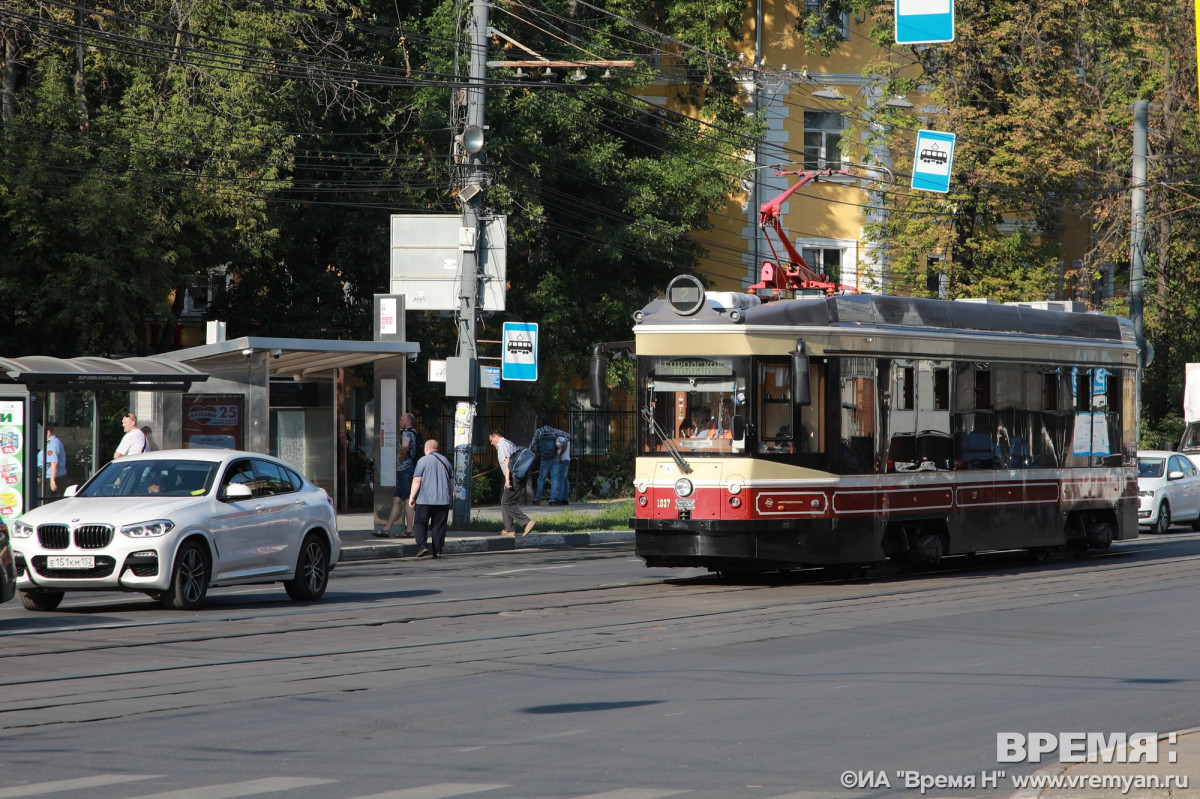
[2,29,17,126]
[74,6,89,132]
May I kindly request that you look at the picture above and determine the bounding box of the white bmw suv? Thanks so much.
[11,449,340,611]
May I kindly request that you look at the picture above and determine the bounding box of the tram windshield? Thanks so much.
[639,356,748,455]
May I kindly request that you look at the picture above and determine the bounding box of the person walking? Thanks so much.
[378,412,420,537]
[488,430,535,537]
[529,417,568,505]
[114,413,148,459]
[37,425,68,499]
[550,430,570,506]
[408,439,454,559]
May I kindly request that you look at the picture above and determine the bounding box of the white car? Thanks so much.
[1137,450,1200,535]
[10,449,340,611]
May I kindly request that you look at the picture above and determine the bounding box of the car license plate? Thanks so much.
[47,556,94,569]
[675,499,695,510]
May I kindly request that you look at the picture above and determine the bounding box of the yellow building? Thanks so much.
[668,1,1095,304]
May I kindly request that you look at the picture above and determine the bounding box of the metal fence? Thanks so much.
[423,409,636,475]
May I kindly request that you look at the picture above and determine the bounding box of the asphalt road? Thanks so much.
[2,533,1200,798]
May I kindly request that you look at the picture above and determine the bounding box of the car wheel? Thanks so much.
[284,534,329,601]
[18,590,64,612]
[1155,502,1172,535]
[161,541,210,610]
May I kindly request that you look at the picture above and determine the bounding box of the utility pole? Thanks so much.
[1131,98,1148,437]
[450,0,489,528]
[1130,99,1147,347]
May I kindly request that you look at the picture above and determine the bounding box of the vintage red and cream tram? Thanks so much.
[614,273,1139,574]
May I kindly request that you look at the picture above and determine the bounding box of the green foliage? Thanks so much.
[1140,413,1184,453]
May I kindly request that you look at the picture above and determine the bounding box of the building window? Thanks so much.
[804,0,849,39]
[802,247,842,283]
[804,111,844,170]
[925,254,946,298]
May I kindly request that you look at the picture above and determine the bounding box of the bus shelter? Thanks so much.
[0,356,208,518]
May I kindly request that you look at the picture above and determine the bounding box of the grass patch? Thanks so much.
[464,500,634,533]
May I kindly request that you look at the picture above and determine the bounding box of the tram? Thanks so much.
[610,273,1139,574]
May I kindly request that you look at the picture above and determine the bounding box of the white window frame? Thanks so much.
[803,111,845,170]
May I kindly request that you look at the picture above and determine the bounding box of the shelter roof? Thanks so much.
[163,337,420,379]
[0,355,207,391]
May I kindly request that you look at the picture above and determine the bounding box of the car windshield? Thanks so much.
[1138,458,1165,479]
[79,459,220,498]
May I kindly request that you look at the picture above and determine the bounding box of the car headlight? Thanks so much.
[1138,490,1155,498]
[121,520,175,538]
[12,520,33,538]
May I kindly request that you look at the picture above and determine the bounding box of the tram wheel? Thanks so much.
[1088,520,1114,551]
[827,563,868,580]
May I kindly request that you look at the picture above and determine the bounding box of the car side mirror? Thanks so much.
[63,485,78,498]
[222,483,253,501]
[1168,470,1185,481]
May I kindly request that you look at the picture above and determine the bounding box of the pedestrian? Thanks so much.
[551,429,570,506]
[378,412,420,537]
[409,439,454,559]
[529,416,568,505]
[488,430,536,537]
[113,413,149,459]
[37,425,68,499]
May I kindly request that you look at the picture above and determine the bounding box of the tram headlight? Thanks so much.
[674,477,694,498]
[638,495,648,507]
[727,479,743,495]
[729,496,742,508]
[636,479,649,494]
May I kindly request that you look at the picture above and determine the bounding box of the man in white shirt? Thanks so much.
[114,413,148,459]
[488,430,535,537]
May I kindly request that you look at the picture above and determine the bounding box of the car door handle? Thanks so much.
[254,504,267,512]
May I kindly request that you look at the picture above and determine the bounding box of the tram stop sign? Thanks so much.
[912,129,956,193]
[501,322,538,382]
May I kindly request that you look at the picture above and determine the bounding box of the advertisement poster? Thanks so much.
[183,395,244,450]
[0,399,25,519]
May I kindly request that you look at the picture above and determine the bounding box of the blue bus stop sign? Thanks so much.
[501,322,538,382]
[912,130,956,193]
[895,0,954,45]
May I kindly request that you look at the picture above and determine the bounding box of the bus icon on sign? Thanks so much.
[919,146,948,166]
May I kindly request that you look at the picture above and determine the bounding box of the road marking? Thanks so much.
[0,775,159,797]
[348,784,509,799]
[484,565,578,576]
[571,787,696,791]
[126,777,334,799]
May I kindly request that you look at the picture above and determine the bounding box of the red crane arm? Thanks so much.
[749,166,859,297]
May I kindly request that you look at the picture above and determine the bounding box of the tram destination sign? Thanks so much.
[657,358,732,377]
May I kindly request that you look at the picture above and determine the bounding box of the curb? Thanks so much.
[338,530,635,562]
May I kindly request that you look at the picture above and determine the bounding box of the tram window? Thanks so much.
[895,365,914,410]
[1043,373,1058,410]
[975,370,992,410]
[933,368,949,410]
[757,361,794,454]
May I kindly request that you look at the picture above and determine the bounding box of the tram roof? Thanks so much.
[0,355,207,391]
[642,293,1134,343]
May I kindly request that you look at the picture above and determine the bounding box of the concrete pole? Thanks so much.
[451,0,489,527]
[1130,99,1147,345]
[1131,99,1147,441]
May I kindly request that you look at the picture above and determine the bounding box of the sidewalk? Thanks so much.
[335,499,634,562]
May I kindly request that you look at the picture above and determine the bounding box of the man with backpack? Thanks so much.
[529,417,569,505]
[377,412,421,537]
[489,430,536,537]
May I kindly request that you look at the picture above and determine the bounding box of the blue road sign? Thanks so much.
[895,0,954,44]
[502,322,538,381]
[912,129,956,193]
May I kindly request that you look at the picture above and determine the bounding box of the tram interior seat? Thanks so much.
[956,431,995,469]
